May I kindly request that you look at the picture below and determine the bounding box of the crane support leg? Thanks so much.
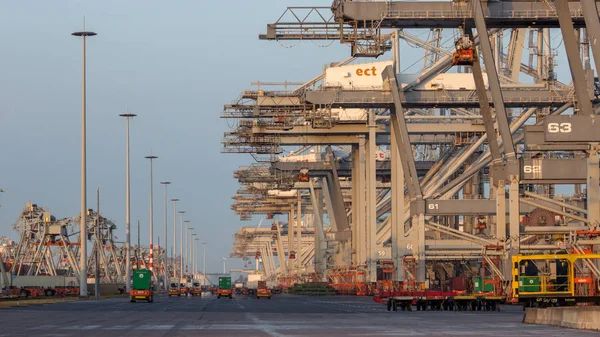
[556,0,594,115]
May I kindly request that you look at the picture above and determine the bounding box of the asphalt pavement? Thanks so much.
[0,294,596,336]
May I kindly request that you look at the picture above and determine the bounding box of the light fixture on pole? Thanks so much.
[119,112,136,293]
[171,199,179,278]
[160,181,170,291]
[72,27,96,298]
[145,154,158,281]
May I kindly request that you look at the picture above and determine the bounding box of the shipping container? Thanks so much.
[132,270,151,291]
[219,276,231,290]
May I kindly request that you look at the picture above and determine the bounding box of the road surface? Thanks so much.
[0,294,595,336]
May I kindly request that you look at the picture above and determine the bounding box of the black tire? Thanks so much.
[148,296,153,303]
[268,297,271,300]
[178,294,181,297]
[257,296,260,299]
[229,295,232,299]
[130,297,136,303]
[44,289,53,297]
[19,290,29,298]
[217,295,221,299]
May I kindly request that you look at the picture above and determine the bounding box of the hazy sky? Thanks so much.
[0,1,577,274]
[0,0,348,273]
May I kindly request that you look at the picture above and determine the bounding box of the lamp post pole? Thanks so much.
[178,211,185,280]
[194,238,199,276]
[145,155,158,281]
[171,199,179,278]
[160,182,170,291]
[72,28,97,298]
[191,234,197,276]
[187,227,193,276]
[203,242,206,284]
[119,112,136,293]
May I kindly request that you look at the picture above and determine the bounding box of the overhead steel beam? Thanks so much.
[331,1,591,28]
[252,123,486,135]
[305,89,573,109]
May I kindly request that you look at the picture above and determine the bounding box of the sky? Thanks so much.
[0,0,580,275]
[0,0,348,274]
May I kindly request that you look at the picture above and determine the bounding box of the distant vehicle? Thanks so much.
[190,280,202,296]
[256,280,271,299]
[168,277,180,297]
[217,276,232,299]
[180,277,189,296]
[130,270,153,303]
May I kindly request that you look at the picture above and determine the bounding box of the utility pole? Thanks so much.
[72,24,96,298]
[160,181,170,291]
[145,154,158,281]
[119,112,136,293]
[171,199,179,278]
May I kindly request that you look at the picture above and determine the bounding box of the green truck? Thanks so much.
[130,270,153,303]
[217,276,232,299]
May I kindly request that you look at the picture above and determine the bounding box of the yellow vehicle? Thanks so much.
[512,253,600,307]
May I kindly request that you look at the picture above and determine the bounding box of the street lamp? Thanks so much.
[178,211,186,280]
[171,199,179,278]
[160,181,170,291]
[72,28,97,298]
[145,154,158,280]
[119,112,136,293]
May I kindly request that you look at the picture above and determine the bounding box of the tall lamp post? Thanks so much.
[194,238,199,276]
[145,155,158,281]
[72,28,97,297]
[171,199,179,278]
[178,211,186,280]
[202,242,206,284]
[191,234,197,276]
[160,181,170,291]
[187,227,193,276]
[119,112,136,293]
